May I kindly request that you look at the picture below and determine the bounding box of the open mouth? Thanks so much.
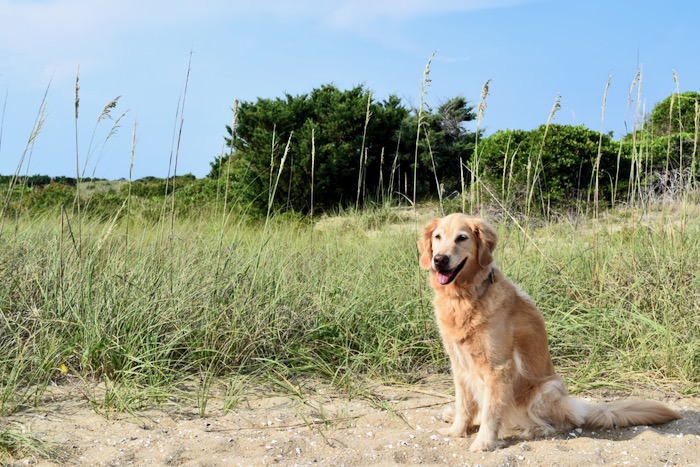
[435,258,467,285]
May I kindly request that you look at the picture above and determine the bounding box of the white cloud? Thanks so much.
[323,0,528,30]
[0,0,226,83]
[0,0,530,52]
[0,1,199,52]
[0,0,530,82]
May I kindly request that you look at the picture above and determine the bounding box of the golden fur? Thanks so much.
[417,213,681,451]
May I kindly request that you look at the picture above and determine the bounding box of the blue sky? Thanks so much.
[0,0,698,180]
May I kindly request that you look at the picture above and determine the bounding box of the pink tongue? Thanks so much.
[437,271,452,285]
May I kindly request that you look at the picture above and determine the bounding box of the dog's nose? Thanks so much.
[433,254,449,269]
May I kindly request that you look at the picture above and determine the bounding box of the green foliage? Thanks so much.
[25,175,51,187]
[397,96,477,196]
[479,124,627,208]
[649,91,700,136]
[0,175,82,188]
[4,88,698,218]
[122,174,198,198]
[648,92,700,184]
[623,92,700,191]
[211,84,410,214]
[23,183,75,210]
[210,85,478,213]
[643,132,699,170]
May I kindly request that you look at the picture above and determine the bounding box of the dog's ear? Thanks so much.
[473,219,497,268]
[418,218,439,269]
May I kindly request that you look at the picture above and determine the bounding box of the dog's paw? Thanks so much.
[468,439,498,452]
[441,405,455,423]
[439,425,467,438]
[468,433,500,452]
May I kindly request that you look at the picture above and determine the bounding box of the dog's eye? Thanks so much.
[456,234,468,242]
[433,233,441,240]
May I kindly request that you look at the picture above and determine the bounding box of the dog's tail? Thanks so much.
[579,399,682,428]
[531,379,682,431]
[549,395,681,429]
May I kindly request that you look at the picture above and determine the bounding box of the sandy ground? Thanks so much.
[4,377,699,466]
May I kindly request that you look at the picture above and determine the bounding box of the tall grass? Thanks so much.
[355,91,372,210]
[526,93,561,216]
[591,74,612,219]
[0,423,66,464]
[414,51,436,212]
[167,52,193,243]
[626,67,645,206]
[0,82,49,238]
[0,212,431,413]
[0,207,698,418]
[469,79,491,214]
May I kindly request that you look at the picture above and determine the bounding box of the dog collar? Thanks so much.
[486,267,496,284]
[479,267,496,296]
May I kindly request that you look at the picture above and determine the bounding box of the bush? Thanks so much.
[24,183,75,211]
[479,124,628,210]
[649,91,700,136]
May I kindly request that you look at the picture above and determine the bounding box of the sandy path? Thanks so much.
[5,378,699,466]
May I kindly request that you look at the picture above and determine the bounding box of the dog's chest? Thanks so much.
[434,296,486,342]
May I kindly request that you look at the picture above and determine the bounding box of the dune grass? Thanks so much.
[0,423,66,464]
[0,209,434,415]
[0,202,698,423]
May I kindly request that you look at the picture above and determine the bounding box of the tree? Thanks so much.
[210,84,409,214]
[393,96,477,198]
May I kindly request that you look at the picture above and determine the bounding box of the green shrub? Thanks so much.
[479,124,629,210]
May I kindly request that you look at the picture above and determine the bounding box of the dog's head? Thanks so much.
[417,214,497,286]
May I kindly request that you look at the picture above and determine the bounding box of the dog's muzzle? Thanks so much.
[433,255,467,285]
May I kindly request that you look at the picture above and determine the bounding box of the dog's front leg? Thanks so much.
[441,371,477,437]
[469,362,512,451]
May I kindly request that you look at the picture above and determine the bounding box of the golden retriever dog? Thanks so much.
[417,213,681,451]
